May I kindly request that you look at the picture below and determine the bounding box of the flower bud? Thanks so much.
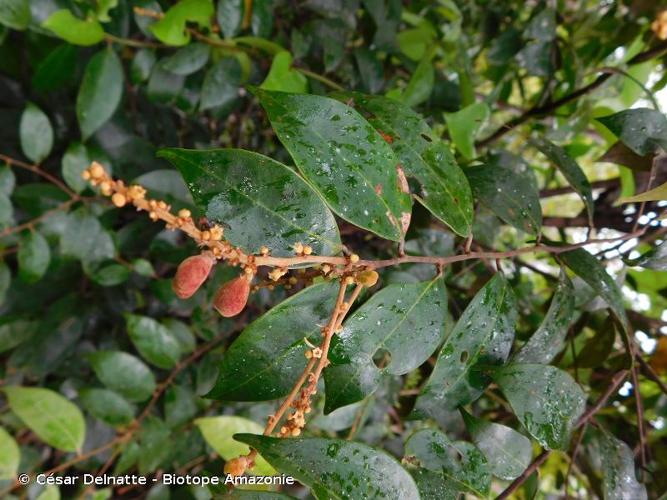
[214,276,250,317]
[172,254,215,299]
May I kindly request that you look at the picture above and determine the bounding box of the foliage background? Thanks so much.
[1,0,667,498]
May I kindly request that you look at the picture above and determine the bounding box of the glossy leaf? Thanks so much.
[216,0,242,38]
[235,434,420,499]
[465,151,542,234]
[42,10,105,46]
[586,427,647,500]
[200,57,241,111]
[493,363,586,450]
[444,102,490,160]
[414,274,516,416]
[0,0,29,30]
[61,142,92,193]
[32,44,78,92]
[19,103,53,163]
[163,43,210,75]
[461,409,532,480]
[159,148,341,256]
[76,48,124,139]
[79,388,135,427]
[207,282,339,401]
[61,210,115,265]
[514,272,575,364]
[559,248,628,329]
[149,0,214,46]
[17,231,48,284]
[333,92,473,236]
[261,51,308,93]
[87,350,156,402]
[125,314,182,369]
[0,426,19,479]
[597,108,667,156]
[531,137,594,225]
[404,428,490,497]
[194,416,274,475]
[324,278,446,412]
[4,386,85,452]
[254,89,412,241]
[619,180,667,203]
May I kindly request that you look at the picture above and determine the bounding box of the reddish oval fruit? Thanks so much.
[214,276,250,317]
[172,254,215,299]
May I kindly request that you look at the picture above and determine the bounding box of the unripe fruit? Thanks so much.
[357,270,379,287]
[172,254,215,299]
[214,276,250,317]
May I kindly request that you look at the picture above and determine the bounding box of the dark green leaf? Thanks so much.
[79,388,135,427]
[626,240,667,270]
[444,102,489,160]
[42,9,105,46]
[597,108,667,156]
[163,43,210,75]
[164,385,196,428]
[149,0,213,46]
[87,350,157,402]
[402,56,434,107]
[333,92,473,236]
[17,231,50,283]
[324,278,446,412]
[162,318,196,354]
[465,151,542,234]
[577,320,616,369]
[0,0,29,30]
[61,142,94,194]
[77,48,124,139]
[200,57,241,111]
[4,386,85,451]
[130,48,156,84]
[235,434,420,499]
[159,148,342,256]
[404,428,490,498]
[514,272,575,364]
[61,210,115,265]
[216,0,242,38]
[260,51,308,93]
[525,8,556,41]
[0,165,15,195]
[254,89,412,241]
[19,102,53,163]
[531,136,594,225]
[91,263,130,286]
[125,314,182,369]
[207,281,339,401]
[415,274,516,416]
[461,409,532,480]
[0,192,13,228]
[33,44,78,92]
[493,363,586,450]
[0,426,19,480]
[0,319,37,353]
[147,59,185,104]
[586,426,647,500]
[137,417,171,473]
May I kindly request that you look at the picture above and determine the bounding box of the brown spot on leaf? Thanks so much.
[375,184,383,195]
[396,165,410,194]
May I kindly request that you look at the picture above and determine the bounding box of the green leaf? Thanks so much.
[207,281,339,401]
[87,350,156,402]
[402,56,434,107]
[200,57,242,111]
[577,321,616,368]
[404,428,490,498]
[492,363,586,450]
[61,142,92,193]
[162,43,210,75]
[0,0,29,30]
[597,108,667,156]
[42,10,105,46]
[159,148,341,257]
[36,485,60,500]
[235,434,420,499]
[19,103,53,163]
[324,278,446,412]
[514,272,575,364]
[0,319,37,353]
[194,416,274,475]
[460,409,532,481]
[333,92,473,236]
[61,210,115,265]
[0,426,19,479]
[79,388,135,427]
[260,51,308,93]
[0,192,14,229]
[530,137,594,226]
[216,0,242,38]
[0,258,9,307]
[33,44,78,93]
[465,151,542,235]
[164,385,196,427]
[444,102,490,160]
[626,240,667,270]
[0,165,15,195]
[619,180,667,203]
[254,89,412,241]
[4,386,85,452]
[149,0,214,46]
[91,263,130,287]
[586,427,647,500]
[17,231,50,283]
[559,248,628,329]
[125,314,182,369]
[414,274,516,416]
[76,48,124,139]
[130,48,156,83]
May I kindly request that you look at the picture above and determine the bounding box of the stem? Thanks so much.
[294,67,344,91]
[0,153,78,198]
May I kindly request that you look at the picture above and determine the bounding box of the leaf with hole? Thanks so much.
[235,434,420,499]
[324,277,446,413]
[254,89,412,241]
[492,363,586,450]
[159,148,341,257]
[414,274,516,417]
[261,51,308,93]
